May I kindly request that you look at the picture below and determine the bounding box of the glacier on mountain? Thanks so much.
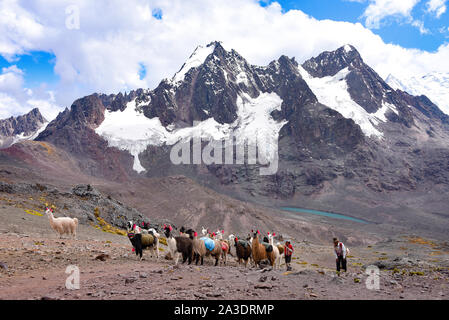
[298,66,396,138]
[95,92,286,173]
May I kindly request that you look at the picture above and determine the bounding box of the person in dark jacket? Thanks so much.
[284,240,294,271]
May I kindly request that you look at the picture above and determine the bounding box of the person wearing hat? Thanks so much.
[284,240,294,271]
[333,237,347,274]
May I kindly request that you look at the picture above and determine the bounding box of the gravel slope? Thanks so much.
[1,206,448,300]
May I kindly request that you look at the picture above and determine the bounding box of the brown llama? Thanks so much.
[251,230,275,267]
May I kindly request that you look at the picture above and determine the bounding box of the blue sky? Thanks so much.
[0,0,448,120]
[3,0,447,92]
[0,51,59,88]
[261,0,449,51]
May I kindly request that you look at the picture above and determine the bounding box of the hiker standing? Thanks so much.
[284,240,294,271]
[333,237,347,274]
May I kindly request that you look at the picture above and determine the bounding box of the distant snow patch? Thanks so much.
[0,121,49,149]
[15,122,49,144]
[236,72,249,85]
[386,72,449,115]
[30,121,49,140]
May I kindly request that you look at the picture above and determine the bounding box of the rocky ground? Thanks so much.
[0,205,448,300]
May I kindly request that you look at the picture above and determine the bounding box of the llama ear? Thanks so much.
[169,225,173,231]
[222,230,224,234]
[257,230,260,234]
[268,232,270,235]
[273,233,276,236]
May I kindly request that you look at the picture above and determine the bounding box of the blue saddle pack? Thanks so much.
[200,237,215,251]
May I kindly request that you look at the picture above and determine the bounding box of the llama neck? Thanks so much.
[47,212,54,221]
[47,212,56,227]
[253,236,259,245]
[252,235,259,257]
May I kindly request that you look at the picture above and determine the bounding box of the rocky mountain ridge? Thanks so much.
[0,108,48,149]
[30,42,449,201]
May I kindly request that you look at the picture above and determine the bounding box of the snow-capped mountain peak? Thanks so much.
[0,108,48,149]
[386,72,449,115]
[301,44,363,78]
[385,74,405,91]
[37,42,449,191]
[172,42,217,84]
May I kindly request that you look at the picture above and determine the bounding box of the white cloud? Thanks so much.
[0,0,45,60]
[362,0,420,29]
[0,65,24,94]
[0,93,24,119]
[426,0,447,18]
[0,64,30,119]
[0,64,59,120]
[0,0,449,120]
[411,19,431,34]
[0,89,60,121]
[26,94,59,120]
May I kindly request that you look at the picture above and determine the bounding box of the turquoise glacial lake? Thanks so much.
[280,207,369,224]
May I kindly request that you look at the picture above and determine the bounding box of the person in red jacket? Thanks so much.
[284,240,294,271]
[333,237,347,274]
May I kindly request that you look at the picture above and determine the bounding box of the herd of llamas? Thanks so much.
[44,207,287,269]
